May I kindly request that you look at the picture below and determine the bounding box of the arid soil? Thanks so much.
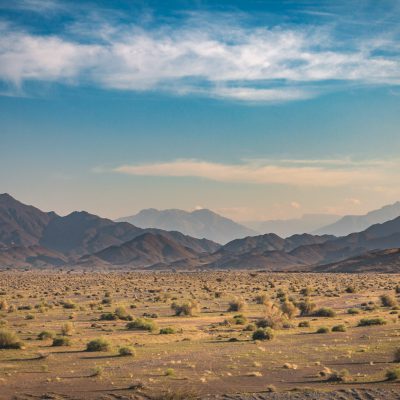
[0,271,400,400]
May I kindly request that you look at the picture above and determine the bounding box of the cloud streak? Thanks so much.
[113,159,398,187]
[1,6,400,101]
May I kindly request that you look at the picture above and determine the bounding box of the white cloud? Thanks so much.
[112,158,396,187]
[0,12,400,101]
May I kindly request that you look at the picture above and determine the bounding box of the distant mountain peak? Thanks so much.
[314,201,400,236]
[117,208,257,244]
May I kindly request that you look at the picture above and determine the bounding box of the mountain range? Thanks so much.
[244,214,340,237]
[0,194,219,269]
[313,201,400,236]
[117,208,256,244]
[2,193,400,272]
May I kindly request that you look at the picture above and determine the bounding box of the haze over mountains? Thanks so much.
[245,214,340,238]
[117,208,256,244]
[1,193,400,272]
[314,201,400,236]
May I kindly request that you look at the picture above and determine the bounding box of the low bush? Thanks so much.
[60,322,75,336]
[52,336,70,347]
[252,327,274,341]
[171,301,199,316]
[86,337,111,352]
[232,314,247,325]
[100,312,117,321]
[358,317,386,326]
[119,346,135,356]
[280,301,297,319]
[313,307,336,317]
[126,318,157,332]
[347,308,360,315]
[381,294,398,308]
[386,367,400,381]
[38,330,55,340]
[0,329,22,349]
[316,327,329,334]
[332,324,346,332]
[297,299,315,316]
[159,327,176,334]
[227,298,246,312]
[114,306,131,320]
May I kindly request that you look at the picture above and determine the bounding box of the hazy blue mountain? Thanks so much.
[117,208,257,244]
[245,214,340,237]
[314,202,400,236]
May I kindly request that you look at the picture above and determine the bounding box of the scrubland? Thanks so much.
[0,271,400,399]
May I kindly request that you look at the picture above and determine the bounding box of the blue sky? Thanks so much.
[1,0,400,221]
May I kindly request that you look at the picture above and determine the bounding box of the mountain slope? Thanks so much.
[0,194,220,268]
[314,202,400,236]
[117,208,257,244]
[246,214,340,238]
[312,248,400,273]
[40,211,144,257]
[0,245,67,268]
[87,232,199,268]
[194,233,335,271]
[0,193,56,248]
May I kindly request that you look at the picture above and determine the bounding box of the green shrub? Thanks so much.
[280,301,297,319]
[52,336,71,347]
[114,306,131,320]
[227,298,246,312]
[358,317,387,326]
[313,307,336,317]
[254,294,268,304]
[62,300,76,309]
[298,321,310,328]
[159,327,176,334]
[86,337,111,352]
[347,308,360,315]
[126,318,157,332]
[100,312,117,321]
[171,301,199,316]
[243,323,256,331]
[38,330,55,340]
[252,327,274,341]
[381,294,398,308]
[386,367,400,381]
[332,324,346,332]
[316,327,329,334]
[0,329,23,349]
[232,314,247,325]
[297,299,315,316]
[119,346,135,356]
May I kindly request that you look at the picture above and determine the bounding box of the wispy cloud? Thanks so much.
[112,158,399,187]
[0,5,400,101]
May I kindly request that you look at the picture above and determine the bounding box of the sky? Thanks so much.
[1,0,400,222]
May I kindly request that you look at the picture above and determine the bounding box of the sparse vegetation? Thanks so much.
[86,337,111,352]
[358,317,387,326]
[0,329,22,349]
[126,318,158,332]
[0,271,398,397]
[252,327,274,341]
